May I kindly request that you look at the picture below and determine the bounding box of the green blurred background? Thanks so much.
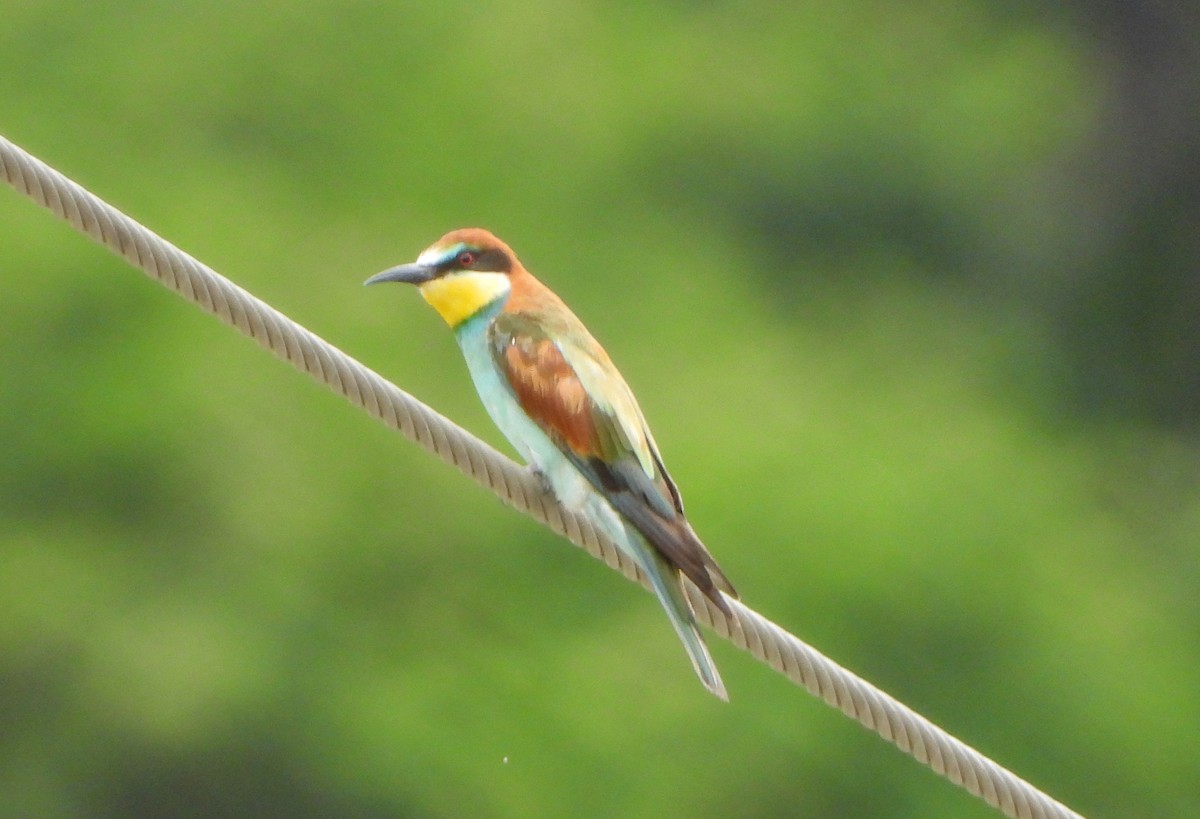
[2,2,1197,817]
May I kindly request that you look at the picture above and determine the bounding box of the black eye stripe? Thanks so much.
[472,248,512,273]
[434,246,512,274]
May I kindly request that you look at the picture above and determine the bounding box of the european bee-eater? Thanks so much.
[366,228,737,699]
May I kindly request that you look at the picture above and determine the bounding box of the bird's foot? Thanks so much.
[528,464,554,495]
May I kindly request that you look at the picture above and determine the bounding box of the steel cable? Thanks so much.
[0,132,1085,819]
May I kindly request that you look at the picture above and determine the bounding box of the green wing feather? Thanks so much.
[488,311,736,608]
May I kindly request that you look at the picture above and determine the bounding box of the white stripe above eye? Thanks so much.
[417,242,467,267]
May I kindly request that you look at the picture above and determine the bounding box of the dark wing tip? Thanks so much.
[708,566,738,603]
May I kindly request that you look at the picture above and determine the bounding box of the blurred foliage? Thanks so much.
[1,1,1198,817]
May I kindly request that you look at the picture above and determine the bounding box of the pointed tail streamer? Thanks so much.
[0,132,1085,819]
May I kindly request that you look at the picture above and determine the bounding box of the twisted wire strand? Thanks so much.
[0,132,1084,819]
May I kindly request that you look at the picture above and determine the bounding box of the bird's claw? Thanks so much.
[528,465,553,495]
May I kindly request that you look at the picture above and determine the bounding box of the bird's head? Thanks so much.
[366,228,518,329]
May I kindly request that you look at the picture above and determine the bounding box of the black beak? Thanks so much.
[364,262,436,286]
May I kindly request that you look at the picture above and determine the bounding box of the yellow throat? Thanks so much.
[418,271,511,328]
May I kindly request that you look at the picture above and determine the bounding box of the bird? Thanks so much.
[365,228,737,699]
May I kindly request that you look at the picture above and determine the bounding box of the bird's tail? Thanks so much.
[631,535,729,701]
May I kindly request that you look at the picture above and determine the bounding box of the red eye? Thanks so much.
[457,251,477,267]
